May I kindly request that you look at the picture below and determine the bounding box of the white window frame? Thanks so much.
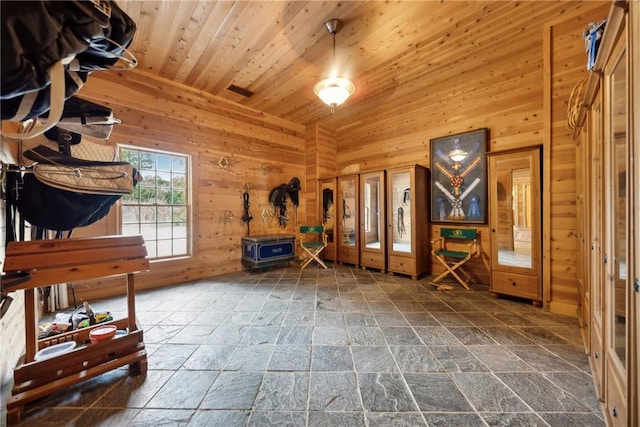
[118,145,191,260]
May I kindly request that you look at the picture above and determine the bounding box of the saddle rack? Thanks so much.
[2,235,149,424]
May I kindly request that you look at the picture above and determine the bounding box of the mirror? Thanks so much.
[490,148,540,272]
[609,47,627,368]
[496,161,532,268]
[339,176,357,247]
[591,97,604,321]
[389,170,412,253]
[363,174,382,249]
[321,180,335,244]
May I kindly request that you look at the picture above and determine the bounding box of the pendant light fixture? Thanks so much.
[314,19,355,113]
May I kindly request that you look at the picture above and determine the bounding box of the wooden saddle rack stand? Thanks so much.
[2,235,149,424]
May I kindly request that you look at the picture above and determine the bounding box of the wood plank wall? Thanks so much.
[305,123,337,225]
[70,70,308,301]
[544,3,611,315]
[335,2,608,314]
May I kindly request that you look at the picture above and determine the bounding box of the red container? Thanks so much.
[89,325,117,344]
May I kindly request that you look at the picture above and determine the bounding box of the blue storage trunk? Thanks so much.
[241,234,296,270]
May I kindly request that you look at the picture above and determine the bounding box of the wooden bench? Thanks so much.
[2,235,149,424]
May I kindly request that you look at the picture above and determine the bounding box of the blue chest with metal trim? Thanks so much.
[241,234,295,269]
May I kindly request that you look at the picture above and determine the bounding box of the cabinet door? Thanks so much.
[488,148,541,300]
[337,175,359,265]
[603,34,628,427]
[387,169,413,255]
[386,165,430,278]
[589,90,605,398]
[632,4,640,423]
[319,178,337,261]
[360,171,386,271]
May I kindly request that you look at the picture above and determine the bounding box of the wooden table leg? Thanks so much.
[24,288,36,363]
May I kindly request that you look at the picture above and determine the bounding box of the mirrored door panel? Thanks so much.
[320,180,335,244]
[319,178,337,261]
[602,29,628,427]
[362,172,384,250]
[360,171,386,271]
[489,149,541,273]
[337,175,360,266]
[589,91,605,397]
[591,93,604,325]
[339,176,357,248]
[607,45,627,370]
[388,170,412,253]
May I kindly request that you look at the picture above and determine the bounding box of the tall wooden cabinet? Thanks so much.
[323,167,430,278]
[573,2,637,426]
[602,28,629,425]
[360,170,386,272]
[487,148,542,305]
[386,165,430,279]
[337,174,359,266]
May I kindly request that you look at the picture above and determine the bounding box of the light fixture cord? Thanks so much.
[330,31,337,114]
[332,32,336,64]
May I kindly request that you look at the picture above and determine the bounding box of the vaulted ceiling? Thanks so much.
[118,1,586,130]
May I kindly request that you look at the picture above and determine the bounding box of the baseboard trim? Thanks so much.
[548,301,579,317]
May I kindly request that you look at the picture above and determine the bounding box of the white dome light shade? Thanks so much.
[314,77,355,107]
[314,20,355,112]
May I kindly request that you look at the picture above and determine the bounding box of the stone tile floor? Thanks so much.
[2,264,605,426]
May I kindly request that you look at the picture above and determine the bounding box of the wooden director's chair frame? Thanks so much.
[430,228,479,290]
[299,225,328,269]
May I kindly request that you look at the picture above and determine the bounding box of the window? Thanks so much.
[119,146,190,259]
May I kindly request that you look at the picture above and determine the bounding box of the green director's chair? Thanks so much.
[299,225,328,269]
[430,228,478,290]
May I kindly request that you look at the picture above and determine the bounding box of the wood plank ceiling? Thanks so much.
[118,1,584,129]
